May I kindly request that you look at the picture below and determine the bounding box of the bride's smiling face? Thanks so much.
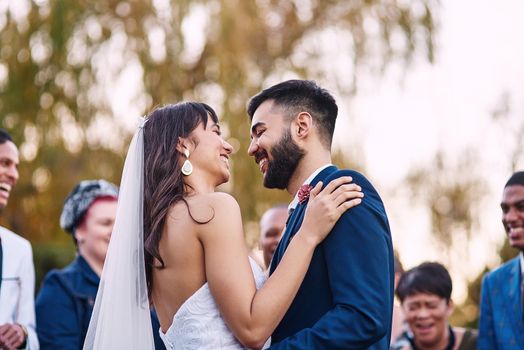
[186,116,233,186]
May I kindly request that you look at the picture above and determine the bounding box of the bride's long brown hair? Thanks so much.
[143,102,219,295]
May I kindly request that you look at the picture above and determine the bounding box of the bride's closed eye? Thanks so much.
[211,125,222,136]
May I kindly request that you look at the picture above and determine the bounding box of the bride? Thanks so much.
[83,102,363,349]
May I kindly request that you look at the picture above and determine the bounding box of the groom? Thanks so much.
[247,80,394,349]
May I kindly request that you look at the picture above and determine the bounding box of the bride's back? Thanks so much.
[151,194,214,332]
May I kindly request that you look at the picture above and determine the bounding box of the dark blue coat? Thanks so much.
[35,255,165,350]
[269,166,394,349]
[478,256,524,349]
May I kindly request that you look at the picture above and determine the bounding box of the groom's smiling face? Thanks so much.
[248,100,305,189]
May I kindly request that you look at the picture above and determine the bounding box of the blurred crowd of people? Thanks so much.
[1,123,523,349]
[386,171,524,350]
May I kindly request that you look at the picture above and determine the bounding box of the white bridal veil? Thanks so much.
[83,120,155,349]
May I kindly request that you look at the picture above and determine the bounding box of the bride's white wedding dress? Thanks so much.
[159,258,270,350]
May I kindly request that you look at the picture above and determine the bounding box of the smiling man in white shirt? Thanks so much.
[0,128,38,350]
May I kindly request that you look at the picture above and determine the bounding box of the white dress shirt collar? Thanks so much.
[288,164,333,212]
[520,251,524,277]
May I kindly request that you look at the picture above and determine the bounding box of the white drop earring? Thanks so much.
[181,149,193,176]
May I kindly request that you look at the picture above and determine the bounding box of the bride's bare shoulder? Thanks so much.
[190,192,239,210]
[169,192,240,224]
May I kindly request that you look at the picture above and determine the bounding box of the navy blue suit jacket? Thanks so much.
[269,166,394,349]
[478,256,524,349]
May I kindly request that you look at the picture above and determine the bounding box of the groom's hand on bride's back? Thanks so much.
[300,176,363,245]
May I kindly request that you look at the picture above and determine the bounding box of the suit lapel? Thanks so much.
[281,204,306,251]
[269,204,304,274]
[269,166,338,275]
[503,258,524,344]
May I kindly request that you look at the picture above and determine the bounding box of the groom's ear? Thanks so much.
[294,112,313,140]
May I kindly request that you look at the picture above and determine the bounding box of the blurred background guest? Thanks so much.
[390,262,477,350]
[0,129,38,350]
[258,204,288,270]
[35,179,165,350]
[478,171,524,349]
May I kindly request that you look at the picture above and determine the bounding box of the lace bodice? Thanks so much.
[159,258,269,349]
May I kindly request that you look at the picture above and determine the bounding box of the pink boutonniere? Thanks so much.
[298,184,313,204]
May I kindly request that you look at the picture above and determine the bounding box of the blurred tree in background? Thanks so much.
[457,92,524,326]
[0,0,437,287]
[400,90,524,327]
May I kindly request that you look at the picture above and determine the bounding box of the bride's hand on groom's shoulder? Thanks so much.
[300,176,363,246]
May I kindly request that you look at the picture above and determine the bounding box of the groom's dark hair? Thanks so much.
[247,80,338,149]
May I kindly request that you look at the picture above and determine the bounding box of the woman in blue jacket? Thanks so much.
[35,180,165,350]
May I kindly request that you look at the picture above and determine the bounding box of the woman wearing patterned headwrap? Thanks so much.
[34,179,165,350]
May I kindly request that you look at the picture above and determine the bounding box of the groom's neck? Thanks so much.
[286,148,332,196]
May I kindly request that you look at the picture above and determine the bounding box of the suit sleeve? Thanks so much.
[478,274,496,350]
[150,309,167,350]
[269,171,393,349]
[17,242,39,350]
[36,273,80,350]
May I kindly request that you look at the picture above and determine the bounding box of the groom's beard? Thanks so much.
[263,128,305,189]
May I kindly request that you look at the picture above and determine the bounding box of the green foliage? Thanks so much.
[32,241,76,293]
[402,91,524,327]
[404,150,487,251]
